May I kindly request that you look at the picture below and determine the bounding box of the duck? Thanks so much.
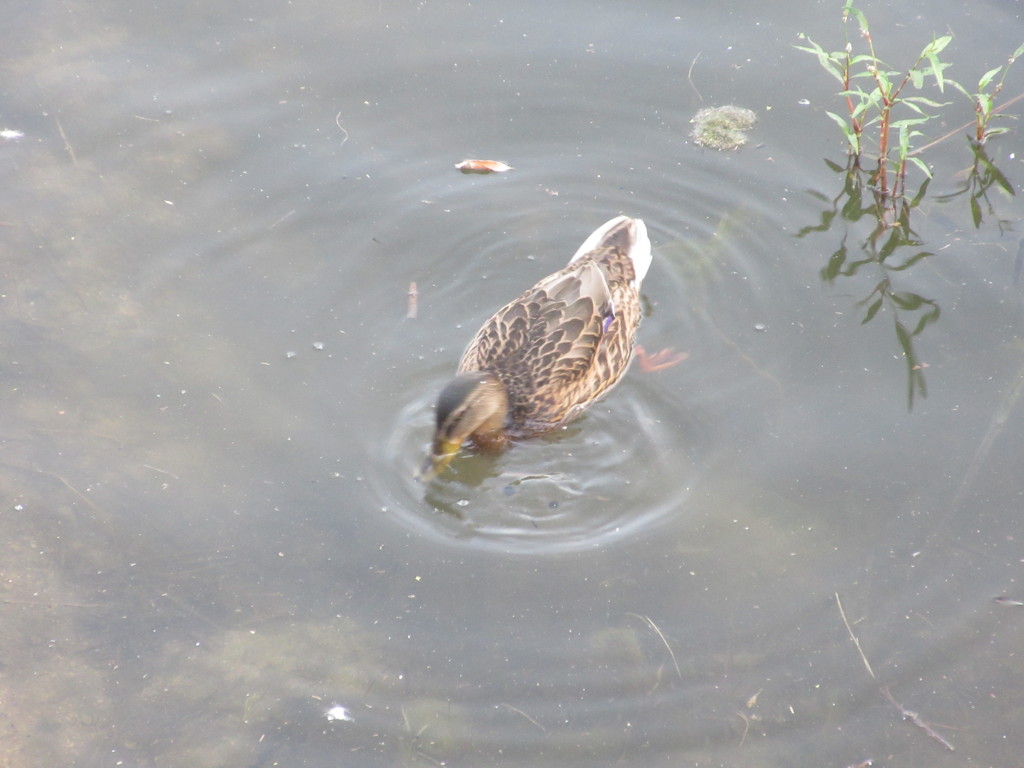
[419,215,652,481]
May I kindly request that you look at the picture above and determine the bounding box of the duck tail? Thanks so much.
[569,216,651,285]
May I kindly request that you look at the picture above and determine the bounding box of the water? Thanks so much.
[2,0,1023,766]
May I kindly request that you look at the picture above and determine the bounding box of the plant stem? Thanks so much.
[910,91,1024,155]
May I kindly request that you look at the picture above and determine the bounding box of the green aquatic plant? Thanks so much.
[399,698,471,764]
[950,43,1024,143]
[794,4,1021,410]
[795,1,951,203]
[797,0,1023,211]
[798,156,937,408]
[934,139,1017,230]
[690,105,757,150]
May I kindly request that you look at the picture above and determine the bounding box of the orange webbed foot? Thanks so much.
[635,345,688,372]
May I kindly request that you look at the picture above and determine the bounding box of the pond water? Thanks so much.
[2,0,1023,766]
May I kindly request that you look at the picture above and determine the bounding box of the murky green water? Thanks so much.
[2,0,1023,765]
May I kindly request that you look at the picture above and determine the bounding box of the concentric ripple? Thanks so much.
[373,365,706,555]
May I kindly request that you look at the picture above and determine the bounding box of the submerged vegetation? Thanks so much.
[796,0,1023,406]
[690,105,758,150]
[797,158,938,406]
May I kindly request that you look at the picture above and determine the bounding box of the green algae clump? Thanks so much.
[691,105,757,150]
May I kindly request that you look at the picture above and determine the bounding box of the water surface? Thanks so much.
[2,0,1023,766]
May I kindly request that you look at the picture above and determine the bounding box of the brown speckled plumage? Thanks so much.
[420,215,652,480]
[459,239,642,435]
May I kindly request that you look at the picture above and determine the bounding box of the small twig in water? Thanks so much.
[628,612,681,680]
[269,210,296,229]
[498,703,546,732]
[734,710,751,746]
[406,281,418,319]
[55,118,78,165]
[910,91,1024,156]
[993,596,1024,607]
[687,52,704,102]
[880,686,956,752]
[335,112,350,147]
[835,592,875,679]
[2,598,100,608]
[143,464,180,481]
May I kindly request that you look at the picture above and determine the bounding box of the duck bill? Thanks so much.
[415,439,463,482]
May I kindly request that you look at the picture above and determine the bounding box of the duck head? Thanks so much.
[418,371,509,481]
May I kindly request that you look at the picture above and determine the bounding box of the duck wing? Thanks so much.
[458,260,614,430]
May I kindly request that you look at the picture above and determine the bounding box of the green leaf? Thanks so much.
[898,122,912,159]
[927,55,946,92]
[794,39,848,84]
[976,92,993,118]
[894,318,913,354]
[903,96,951,108]
[911,367,927,406]
[845,4,869,35]
[824,110,852,132]
[878,230,903,261]
[850,99,871,121]
[970,195,982,227]
[978,65,1004,91]
[948,79,972,99]
[976,151,1016,196]
[890,250,933,272]
[862,297,884,324]
[912,176,932,204]
[893,319,927,408]
[874,69,892,95]
[862,88,885,110]
[822,245,849,281]
[891,291,924,311]
[924,35,952,56]
[825,111,860,152]
[911,304,941,335]
[923,35,953,92]
[907,155,933,179]
[895,99,932,117]
[890,116,930,128]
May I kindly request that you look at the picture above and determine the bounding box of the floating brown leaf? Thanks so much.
[455,159,513,174]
